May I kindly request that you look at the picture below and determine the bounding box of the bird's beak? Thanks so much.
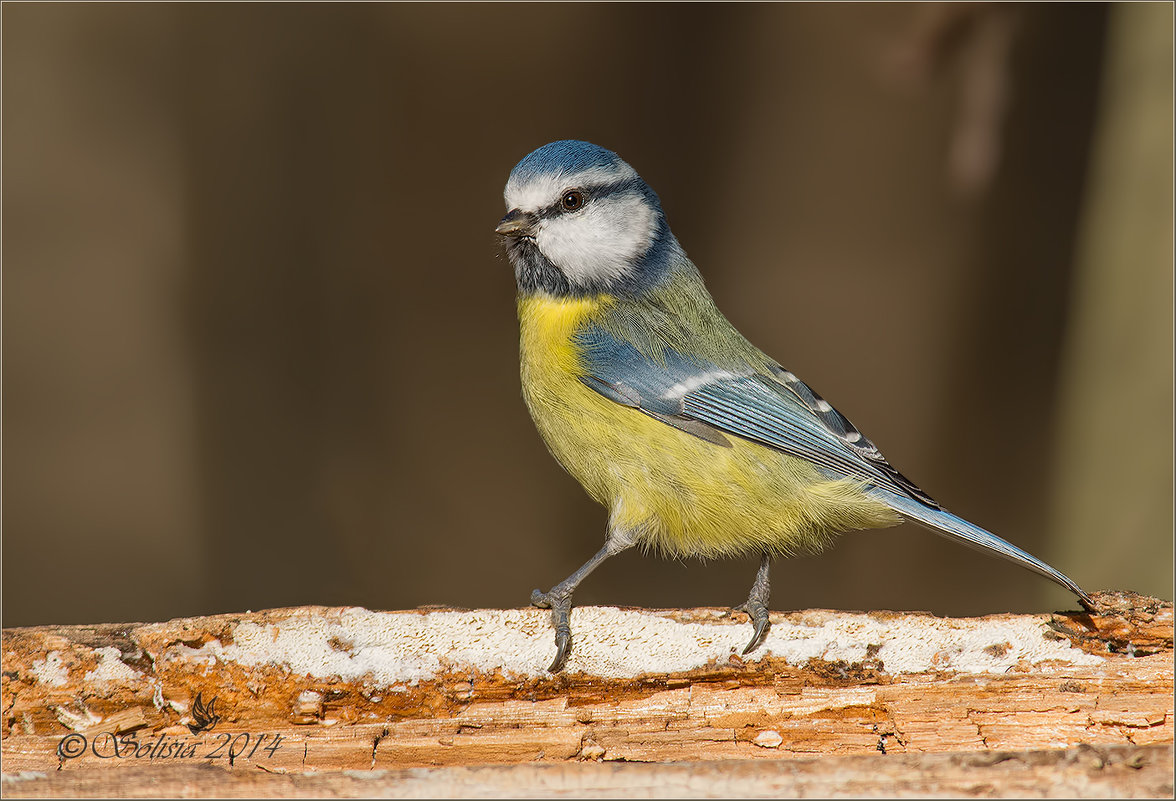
[495,209,538,238]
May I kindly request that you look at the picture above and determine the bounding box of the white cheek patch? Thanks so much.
[504,164,637,212]
[536,193,656,286]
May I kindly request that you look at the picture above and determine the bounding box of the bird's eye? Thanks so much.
[561,190,584,211]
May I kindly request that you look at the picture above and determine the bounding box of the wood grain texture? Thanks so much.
[1,591,1171,797]
[2,744,1171,798]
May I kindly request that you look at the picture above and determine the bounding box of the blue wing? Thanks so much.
[576,323,937,507]
[576,323,1094,608]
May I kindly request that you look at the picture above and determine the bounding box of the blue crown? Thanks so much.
[510,140,625,181]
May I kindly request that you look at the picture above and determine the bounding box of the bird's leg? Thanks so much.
[735,552,772,655]
[531,534,633,673]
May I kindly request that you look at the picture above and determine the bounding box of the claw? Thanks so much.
[742,607,770,655]
[531,588,573,672]
[549,622,572,673]
[738,553,772,656]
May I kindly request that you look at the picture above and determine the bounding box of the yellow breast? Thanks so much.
[517,293,900,558]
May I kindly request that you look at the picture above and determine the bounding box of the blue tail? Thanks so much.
[872,490,1095,610]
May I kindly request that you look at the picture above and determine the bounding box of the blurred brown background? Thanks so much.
[4,3,1172,628]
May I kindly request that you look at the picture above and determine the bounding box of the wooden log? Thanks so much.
[2,744,1171,799]
[1,591,1171,798]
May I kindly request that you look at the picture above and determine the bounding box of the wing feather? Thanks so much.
[577,323,937,506]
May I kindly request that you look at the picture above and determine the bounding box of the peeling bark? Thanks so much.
[1,592,1171,797]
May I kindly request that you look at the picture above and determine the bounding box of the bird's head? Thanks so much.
[497,140,680,297]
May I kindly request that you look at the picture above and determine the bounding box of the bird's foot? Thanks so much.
[734,553,772,655]
[734,597,771,655]
[531,587,573,673]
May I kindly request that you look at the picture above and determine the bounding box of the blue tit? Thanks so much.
[496,140,1094,673]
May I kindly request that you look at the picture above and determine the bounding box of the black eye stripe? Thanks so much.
[536,178,646,220]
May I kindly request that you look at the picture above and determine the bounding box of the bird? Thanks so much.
[495,139,1094,673]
